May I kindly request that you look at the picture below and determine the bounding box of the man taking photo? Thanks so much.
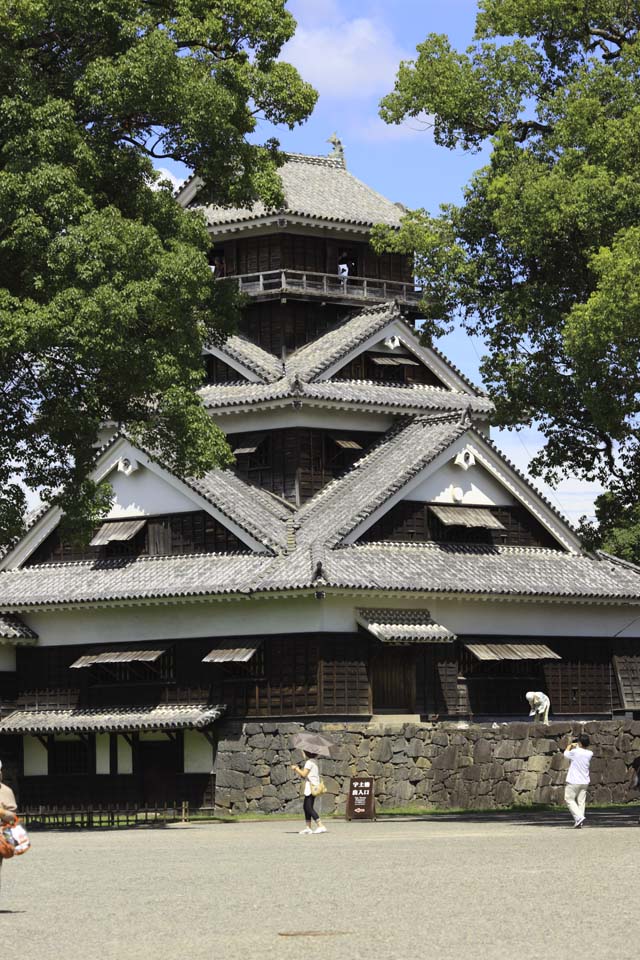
[563,734,593,829]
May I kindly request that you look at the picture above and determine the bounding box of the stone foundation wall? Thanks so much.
[213,719,640,815]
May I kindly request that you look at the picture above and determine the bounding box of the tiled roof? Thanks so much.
[196,153,405,231]
[356,608,456,642]
[199,378,492,416]
[302,380,493,415]
[295,415,467,546]
[285,301,402,381]
[0,703,225,735]
[187,468,290,550]
[0,553,272,606]
[0,613,38,642]
[220,335,283,383]
[324,542,640,600]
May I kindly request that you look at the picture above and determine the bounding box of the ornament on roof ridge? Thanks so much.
[327,132,346,166]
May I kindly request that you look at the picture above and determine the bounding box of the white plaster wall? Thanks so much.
[408,459,516,506]
[139,731,171,742]
[106,464,199,518]
[117,736,133,775]
[214,407,393,435]
[184,731,214,774]
[96,734,110,775]
[0,646,16,671]
[25,596,362,646]
[24,594,640,648]
[23,736,48,776]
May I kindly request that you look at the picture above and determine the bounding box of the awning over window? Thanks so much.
[464,642,561,661]
[356,608,456,644]
[0,703,225,735]
[70,649,167,669]
[89,519,147,546]
[371,355,419,367]
[333,438,363,450]
[203,639,263,663]
[429,505,506,530]
[233,445,259,455]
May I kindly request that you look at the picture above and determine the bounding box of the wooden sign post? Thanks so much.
[346,777,376,820]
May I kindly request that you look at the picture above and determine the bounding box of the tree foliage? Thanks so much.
[374,1,640,553]
[0,0,316,546]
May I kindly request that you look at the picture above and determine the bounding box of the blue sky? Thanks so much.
[156,0,603,523]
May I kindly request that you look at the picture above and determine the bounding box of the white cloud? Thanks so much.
[282,7,407,99]
[355,111,435,143]
[151,168,185,193]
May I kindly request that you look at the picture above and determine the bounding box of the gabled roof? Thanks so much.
[1,434,291,569]
[186,466,291,551]
[285,301,401,381]
[217,335,283,383]
[204,302,492,419]
[296,415,467,547]
[181,153,405,233]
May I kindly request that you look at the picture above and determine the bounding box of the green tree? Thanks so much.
[0,0,316,546]
[374,1,640,555]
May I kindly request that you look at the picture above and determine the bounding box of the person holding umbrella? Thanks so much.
[290,732,333,835]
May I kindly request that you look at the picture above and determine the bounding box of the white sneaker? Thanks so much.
[574,817,585,829]
[298,827,313,835]
[313,825,328,834]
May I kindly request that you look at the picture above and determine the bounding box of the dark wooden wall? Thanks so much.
[26,510,246,565]
[417,638,624,718]
[223,234,412,282]
[229,427,379,504]
[237,301,342,356]
[215,634,371,717]
[359,501,562,549]
[333,352,445,387]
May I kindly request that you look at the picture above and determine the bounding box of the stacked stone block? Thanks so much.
[213,719,640,815]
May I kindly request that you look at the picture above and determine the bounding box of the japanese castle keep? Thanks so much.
[1,143,640,813]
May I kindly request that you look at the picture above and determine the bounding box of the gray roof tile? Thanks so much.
[325,542,640,600]
[0,553,272,606]
[220,335,283,383]
[296,415,467,547]
[356,608,456,642]
[0,703,225,735]
[187,468,290,550]
[197,153,405,231]
[0,613,38,641]
[199,377,492,416]
[285,301,401,381]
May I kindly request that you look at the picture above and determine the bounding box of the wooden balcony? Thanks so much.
[222,268,423,308]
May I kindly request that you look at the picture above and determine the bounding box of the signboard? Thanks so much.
[346,777,375,820]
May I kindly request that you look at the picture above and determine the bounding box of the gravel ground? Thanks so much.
[4,810,640,960]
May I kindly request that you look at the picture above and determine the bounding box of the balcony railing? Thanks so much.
[222,268,423,306]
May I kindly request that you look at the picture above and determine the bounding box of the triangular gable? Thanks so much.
[285,305,485,399]
[1,436,288,570]
[322,319,480,395]
[343,429,582,554]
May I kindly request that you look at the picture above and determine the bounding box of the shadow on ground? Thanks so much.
[377,806,640,828]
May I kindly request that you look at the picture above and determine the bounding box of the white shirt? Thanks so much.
[303,759,320,796]
[564,746,593,785]
[526,692,550,716]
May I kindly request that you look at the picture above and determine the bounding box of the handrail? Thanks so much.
[219,268,422,303]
